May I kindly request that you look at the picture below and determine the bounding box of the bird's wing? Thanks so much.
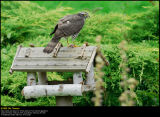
[57,15,84,36]
[59,15,73,23]
[50,15,73,36]
[50,24,58,36]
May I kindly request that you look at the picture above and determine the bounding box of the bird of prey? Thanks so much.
[43,12,90,54]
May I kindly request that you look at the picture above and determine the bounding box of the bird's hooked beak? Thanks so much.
[79,12,90,18]
[84,13,90,18]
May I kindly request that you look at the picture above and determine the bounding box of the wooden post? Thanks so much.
[86,63,95,85]
[56,72,83,106]
[38,72,48,85]
[27,72,36,86]
[86,47,97,73]
[56,96,73,106]
[73,72,83,84]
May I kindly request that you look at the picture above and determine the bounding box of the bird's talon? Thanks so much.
[68,44,77,48]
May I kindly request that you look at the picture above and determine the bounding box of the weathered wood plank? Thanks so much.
[18,51,93,58]
[14,59,88,66]
[85,63,95,85]
[12,65,86,69]
[14,62,87,66]
[17,46,95,58]
[15,57,90,61]
[9,45,22,74]
[86,47,97,73]
[17,47,95,53]
[57,52,92,58]
[59,46,95,51]
[12,65,86,72]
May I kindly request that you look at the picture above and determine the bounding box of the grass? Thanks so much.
[1,1,159,106]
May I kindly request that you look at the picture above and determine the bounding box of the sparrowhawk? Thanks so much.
[43,12,89,53]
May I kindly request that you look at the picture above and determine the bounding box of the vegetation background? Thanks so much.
[1,1,159,106]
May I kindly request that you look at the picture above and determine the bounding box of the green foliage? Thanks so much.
[1,1,45,46]
[101,44,159,106]
[1,1,159,106]
[33,1,152,15]
[1,1,72,47]
[129,4,159,42]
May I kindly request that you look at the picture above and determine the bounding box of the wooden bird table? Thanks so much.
[10,43,98,106]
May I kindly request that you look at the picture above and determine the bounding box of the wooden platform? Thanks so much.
[10,45,97,73]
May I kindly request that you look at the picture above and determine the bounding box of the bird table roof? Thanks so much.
[10,45,97,73]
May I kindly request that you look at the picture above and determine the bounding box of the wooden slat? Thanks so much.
[55,46,95,51]
[17,51,93,58]
[17,46,94,58]
[12,65,86,69]
[12,65,86,72]
[14,58,89,66]
[18,47,95,52]
[15,57,90,61]
[86,47,97,73]
[14,60,88,66]
[9,45,22,74]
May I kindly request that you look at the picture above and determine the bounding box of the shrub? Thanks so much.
[129,3,159,42]
[1,1,72,47]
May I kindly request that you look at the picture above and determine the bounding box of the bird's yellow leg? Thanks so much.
[67,38,70,47]
[73,41,77,47]
[68,39,78,48]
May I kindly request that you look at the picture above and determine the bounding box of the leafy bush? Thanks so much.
[101,44,159,106]
[129,3,159,42]
[2,1,159,46]
[1,1,72,47]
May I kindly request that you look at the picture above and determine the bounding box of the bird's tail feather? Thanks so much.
[43,37,60,53]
